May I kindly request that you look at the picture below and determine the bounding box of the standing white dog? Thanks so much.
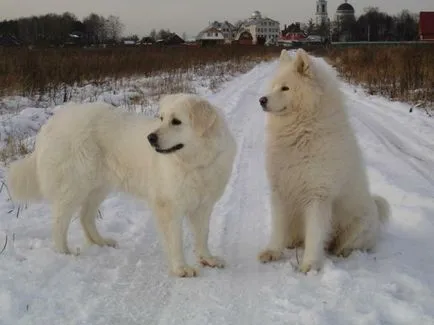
[7,93,236,277]
[258,49,390,273]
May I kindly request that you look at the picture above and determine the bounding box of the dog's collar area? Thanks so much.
[155,143,184,154]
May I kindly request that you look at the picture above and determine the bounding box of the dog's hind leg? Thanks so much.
[79,188,116,248]
[329,216,380,257]
[329,196,385,257]
[52,199,79,254]
[187,204,225,269]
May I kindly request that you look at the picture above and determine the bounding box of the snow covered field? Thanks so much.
[0,57,433,325]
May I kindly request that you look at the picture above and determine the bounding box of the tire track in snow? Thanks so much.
[348,97,434,192]
[343,88,434,152]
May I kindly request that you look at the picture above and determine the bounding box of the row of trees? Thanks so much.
[0,12,182,46]
[314,8,419,42]
[282,8,419,42]
[0,12,124,45]
[0,8,421,47]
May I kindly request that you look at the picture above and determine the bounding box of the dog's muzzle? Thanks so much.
[147,132,184,154]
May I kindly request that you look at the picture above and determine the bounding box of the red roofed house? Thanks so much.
[419,12,434,40]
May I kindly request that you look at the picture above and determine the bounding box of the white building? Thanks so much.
[316,0,329,25]
[196,21,236,44]
[240,11,280,45]
[211,21,236,41]
[196,26,225,45]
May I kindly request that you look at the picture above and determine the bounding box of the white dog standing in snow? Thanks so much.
[258,49,390,273]
[7,93,236,277]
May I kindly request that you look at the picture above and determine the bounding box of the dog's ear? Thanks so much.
[294,48,312,76]
[279,49,292,64]
[190,99,217,137]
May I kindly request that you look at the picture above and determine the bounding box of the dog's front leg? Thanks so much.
[298,198,332,273]
[258,191,289,263]
[187,204,225,268]
[154,204,197,277]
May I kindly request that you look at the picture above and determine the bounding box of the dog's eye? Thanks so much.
[171,118,181,125]
[281,86,289,91]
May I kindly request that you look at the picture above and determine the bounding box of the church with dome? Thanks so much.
[315,0,356,25]
[336,1,356,20]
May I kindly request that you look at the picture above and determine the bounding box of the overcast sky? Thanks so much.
[1,0,433,37]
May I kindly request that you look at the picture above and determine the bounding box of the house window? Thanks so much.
[322,4,325,12]
[215,33,218,37]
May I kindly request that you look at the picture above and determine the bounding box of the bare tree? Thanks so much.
[156,29,171,40]
[305,19,315,35]
[394,10,418,41]
[105,15,124,42]
[83,13,107,44]
[149,29,157,40]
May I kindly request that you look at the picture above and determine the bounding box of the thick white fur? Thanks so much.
[7,94,236,277]
[258,49,390,273]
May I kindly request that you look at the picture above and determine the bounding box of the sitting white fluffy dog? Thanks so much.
[258,49,390,273]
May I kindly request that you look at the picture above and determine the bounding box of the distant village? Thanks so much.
[0,1,433,48]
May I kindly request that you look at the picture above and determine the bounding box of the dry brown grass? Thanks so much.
[0,45,281,98]
[325,46,434,110]
[0,135,30,163]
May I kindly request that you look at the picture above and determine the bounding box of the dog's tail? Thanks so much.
[373,195,390,224]
[7,153,42,203]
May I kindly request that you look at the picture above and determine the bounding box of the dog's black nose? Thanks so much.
[147,133,158,146]
[259,96,268,107]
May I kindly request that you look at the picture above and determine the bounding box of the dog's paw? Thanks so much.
[258,249,283,263]
[337,248,353,258]
[91,237,118,248]
[171,265,199,278]
[54,244,72,255]
[328,244,354,258]
[296,260,322,274]
[101,237,118,248]
[286,240,304,249]
[199,255,225,268]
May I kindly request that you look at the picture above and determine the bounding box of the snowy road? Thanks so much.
[1,59,434,325]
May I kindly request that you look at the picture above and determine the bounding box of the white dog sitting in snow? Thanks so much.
[7,93,236,277]
[258,49,390,273]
